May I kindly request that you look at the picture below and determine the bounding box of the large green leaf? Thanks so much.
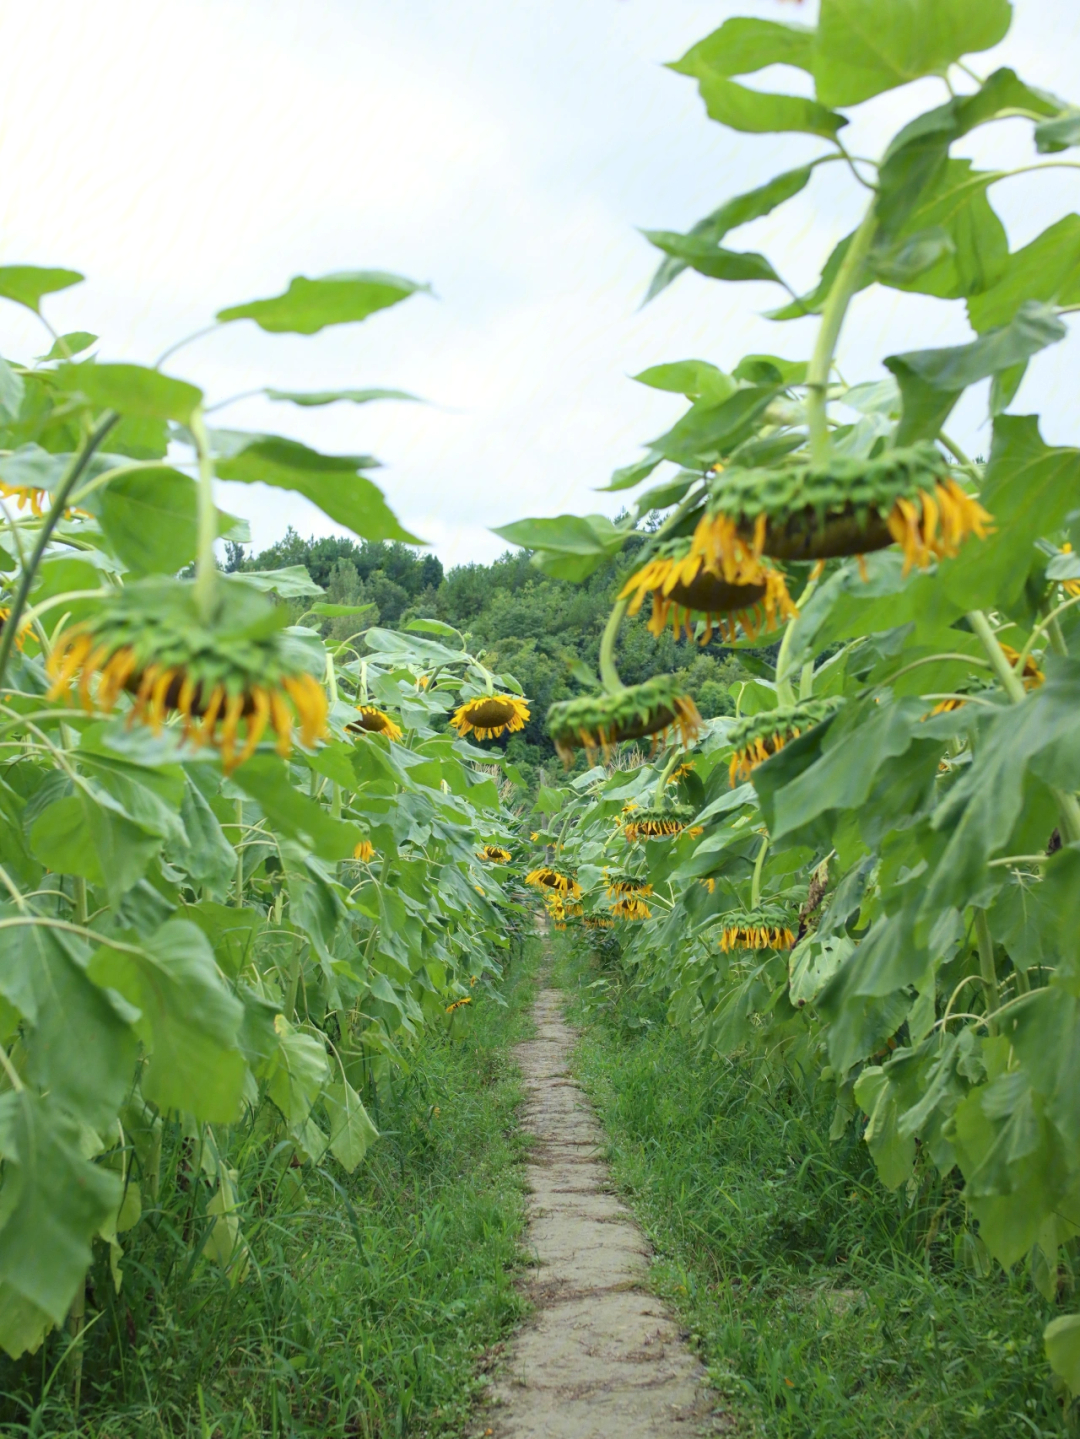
[0,266,83,314]
[99,465,235,574]
[686,75,846,139]
[215,434,420,543]
[491,513,625,559]
[632,360,734,403]
[1046,1314,1080,1396]
[814,0,1013,107]
[324,1079,379,1172]
[0,1093,120,1346]
[55,363,202,423]
[672,18,815,80]
[217,271,426,335]
[88,919,247,1121]
[231,753,360,861]
[886,300,1066,443]
[648,385,779,467]
[641,233,783,288]
[30,789,163,904]
[968,214,1080,332]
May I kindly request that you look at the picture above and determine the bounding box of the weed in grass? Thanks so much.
[554,941,1076,1439]
[0,942,541,1439]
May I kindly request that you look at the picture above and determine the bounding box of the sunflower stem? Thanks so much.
[0,410,118,693]
[598,599,629,694]
[806,201,878,467]
[775,573,821,705]
[973,908,999,1033]
[751,832,770,911]
[190,408,219,625]
[233,799,244,908]
[653,747,682,806]
[970,607,1080,843]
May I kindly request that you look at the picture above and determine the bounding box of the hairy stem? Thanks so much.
[0,410,118,691]
[806,202,878,465]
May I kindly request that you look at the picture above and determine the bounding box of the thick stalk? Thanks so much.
[969,608,1080,843]
[750,832,770,911]
[0,410,118,690]
[653,746,682,805]
[189,408,218,625]
[775,574,821,705]
[973,908,999,1032]
[806,202,879,465]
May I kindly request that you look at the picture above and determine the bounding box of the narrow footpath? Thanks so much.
[488,981,724,1438]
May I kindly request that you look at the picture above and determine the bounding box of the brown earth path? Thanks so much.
[486,980,726,1438]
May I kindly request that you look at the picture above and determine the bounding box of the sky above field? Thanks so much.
[2,1,1080,567]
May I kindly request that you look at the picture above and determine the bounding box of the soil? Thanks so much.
[486,982,727,1438]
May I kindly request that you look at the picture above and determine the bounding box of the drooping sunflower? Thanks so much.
[349,705,403,741]
[611,895,651,921]
[477,844,512,863]
[623,804,694,843]
[0,483,46,518]
[584,915,616,930]
[726,697,844,786]
[719,908,796,953]
[525,866,582,898]
[694,444,992,579]
[450,693,530,741]
[547,674,702,765]
[605,872,653,899]
[353,839,376,863]
[619,538,796,645]
[46,576,328,773]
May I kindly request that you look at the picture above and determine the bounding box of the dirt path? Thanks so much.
[488,983,723,1438]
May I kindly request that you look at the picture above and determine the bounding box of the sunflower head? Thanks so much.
[478,844,512,863]
[698,444,992,575]
[619,539,796,646]
[719,908,796,953]
[525,866,582,898]
[611,895,651,922]
[605,871,652,899]
[547,675,701,765]
[353,839,376,863]
[450,693,530,741]
[45,576,328,773]
[727,697,844,786]
[584,915,616,930]
[623,804,694,843]
[349,705,403,741]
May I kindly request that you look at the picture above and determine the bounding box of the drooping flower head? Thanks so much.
[604,871,652,899]
[719,908,796,953]
[450,693,530,741]
[611,895,651,921]
[0,483,46,518]
[477,844,512,863]
[623,804,694,843]
[46,576,328,773]
[525,866,582,898]
[695,444,992,579]
[619,538,796,645]
[547,675,701,765]
[584,915,616,930]
[726,697,844,786]
[349,705,403,741]
[353,839,376,863]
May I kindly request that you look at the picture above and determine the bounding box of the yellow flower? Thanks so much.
[477,845,512,863]
[530,831,540,842]
[449,693,530,741]
[605,873,652,899]
[885,481,994,576]
[353,839,376,863]
[525,867,582,898]
[349,705,403,741]
[0,606,30,652]
[719,923,795,953]
[999,643,1044,691]
[446,997,472,1013]
[611,896,651,921]
[619,547,796,645]
[0,483,46,518]
[1059,542,1080,598]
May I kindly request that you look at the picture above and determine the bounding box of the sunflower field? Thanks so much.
[0,265,532,1412]
[509,0,1080,1405]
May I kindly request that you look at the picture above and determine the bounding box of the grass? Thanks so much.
[0,938,541,1438]
[554,939,1078,1439]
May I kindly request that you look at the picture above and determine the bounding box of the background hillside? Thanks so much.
[228,531,755,780]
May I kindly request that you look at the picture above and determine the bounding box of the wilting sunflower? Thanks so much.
[719,908,796,953]
[446,997,472,1014]
[584,915,616,929]
[619,538,796,645]
[525,866,582,898]
[349,705,403,741]
[477,844,512,863]
[605,872,652,899]
[450,693,530,741]
[694,444,992,579]
[353,839,376,863]
[547,674,701,764]
[623,804,693,843]
[46,576,328,773]
[611,895,651,921]
[727,697,844,785]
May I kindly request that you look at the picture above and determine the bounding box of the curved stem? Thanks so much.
[598,598,629,694]
[750,831,769,911]
[0,410,118,691]
[189,408,218,624]
[653,747,682,806]
[806,201,878,465]
[154,323,220,370]
[775,573,822,704]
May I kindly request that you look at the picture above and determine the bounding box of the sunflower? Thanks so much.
[694,444,992,578]
[727,697,844,785]
[547,674,701,764]
[450,693,530,741]
[477,844,512,863]
[525,867,582,898]
[446,997,472,1014]
[353,839,376,863]
[611,895,651,921]
[584,916,616,929]
[623,804,693,843]
[667,763,695,784]
[349,705,403,741]
[605,872,652,899]
[46,576,328,774]
[719,909,796,953]
[999,643,1044,690]
[619,540,796,645]
[0,483,46,518]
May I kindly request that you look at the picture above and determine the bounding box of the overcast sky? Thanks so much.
[2,1,1079,569]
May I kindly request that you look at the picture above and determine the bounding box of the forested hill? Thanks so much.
[230,529,752,776]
